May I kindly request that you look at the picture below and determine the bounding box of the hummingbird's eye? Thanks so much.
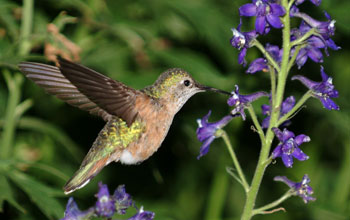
[183,80,191,87]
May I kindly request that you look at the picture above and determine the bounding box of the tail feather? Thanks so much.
[64,156,109,194]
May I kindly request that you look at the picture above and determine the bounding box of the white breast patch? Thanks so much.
[120,150,139,164]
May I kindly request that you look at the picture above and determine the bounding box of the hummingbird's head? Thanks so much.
[143,68,230,113]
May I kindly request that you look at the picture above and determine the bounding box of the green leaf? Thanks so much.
[8,170,64,219]
[0,175,25,213]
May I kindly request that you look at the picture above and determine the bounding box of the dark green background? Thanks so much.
[0,0,349,219]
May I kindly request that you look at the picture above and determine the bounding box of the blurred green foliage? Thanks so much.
[0,0,349,219]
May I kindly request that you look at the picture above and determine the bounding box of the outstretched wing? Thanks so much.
[19,62,112,121]
[58,58,140,126]
[19,59,140,125]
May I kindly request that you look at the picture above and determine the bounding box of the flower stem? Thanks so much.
[0,71,23,159]
[220,130,249,193]
[270,67,277,104]
[252,190,293,216]
[290,28,317,47]
[247,106,265,143]
[19,0,34,56]
[277,91,312,126]
[253,40,281,72]
[287,45,302,72]
[241,1,291,219]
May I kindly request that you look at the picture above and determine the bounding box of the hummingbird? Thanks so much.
[18,58,230,194]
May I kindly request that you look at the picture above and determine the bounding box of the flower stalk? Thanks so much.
[197,0,339,219]
[220,130,249,192]
[241,0,293,219]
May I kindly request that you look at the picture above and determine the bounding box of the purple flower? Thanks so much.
[230,22,257,66]
[292,66,339,110]
[61,198,94,220]
[291,22,326,68]
[247,43,283,73]
[274,175,316,203]
[294,11,336,40]
[196,111,233,159]
[272,128,310,167]
[227,85,268,120]
[128,208,155,220]
[239,0,285,34]
[95,182,115,218]
[247,58,268,74]
[295,0,321,6]
[113,185,133,214]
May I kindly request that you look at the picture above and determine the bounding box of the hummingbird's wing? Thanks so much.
[18,62,112,121]
[57,58,140,126]
[19,59,141,126]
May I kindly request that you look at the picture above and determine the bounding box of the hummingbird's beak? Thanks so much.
[197,84,231,95]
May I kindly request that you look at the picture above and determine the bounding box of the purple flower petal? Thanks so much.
[267,14,283,28]
[196,111,233,159]
[255,16,267,34]
[128,208,155,220]
[95,182,116,218]
[261,104,270,115]
[295,49,308,69]
[246,58,268,74]
[238,47,248,66]
[295,134,311,145]
[281,96,295,114]
[326,38,341,50]
[261,116,270,129]
[307,48,323,63]
[272,127,284,140]
[292,147,309,161]
[319,96,340,110]
[282,129,295,142]
[282,154,293,167]
[61,198,94,220]
[113,185,133,214]
[274,176,295,188]
[239,3,257,16]
[197,135,216,159]
[270,3,285,17]
[272,144,283,158]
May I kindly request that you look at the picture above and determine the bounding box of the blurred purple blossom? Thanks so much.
[95,182,115,218]
[227,85,268,120]
[113,185,133,214]
[61,183,154,219]
[128,208,155,220]
[274,175,316,203]
[239,0,285,34]
[196,111,233,159]
[292,66,339,110]
[272,128,310,168]
[61,198,94,220]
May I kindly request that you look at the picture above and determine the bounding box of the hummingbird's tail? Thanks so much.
[63,156,109,194]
